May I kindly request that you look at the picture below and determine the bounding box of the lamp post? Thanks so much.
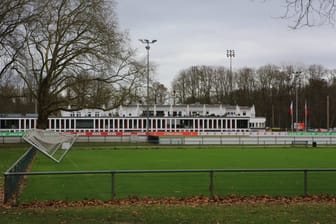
[139,39,157,134]
[327,95,330,130]
[226,49,235,103]
[294,71,302,131]
[296,83,298,130]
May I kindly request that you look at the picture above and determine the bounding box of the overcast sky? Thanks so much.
[116,0,336,88]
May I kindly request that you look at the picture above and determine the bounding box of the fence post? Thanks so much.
[111,172,116,200]
[304,170,308,196]
[209,170,214,198]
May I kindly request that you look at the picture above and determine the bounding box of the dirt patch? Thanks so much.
[11,195,336,209]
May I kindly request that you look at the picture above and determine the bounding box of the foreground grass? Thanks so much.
[1,203,336,224]
[2,145,336,202]
[2,145,336,223]
[15,147,336,201]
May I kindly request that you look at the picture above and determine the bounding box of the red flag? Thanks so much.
[290,101,293,116]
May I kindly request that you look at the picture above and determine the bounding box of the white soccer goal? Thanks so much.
[23,129,77,163]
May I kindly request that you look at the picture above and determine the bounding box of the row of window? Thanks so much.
[0,117,261,131]
[69,111,248,118]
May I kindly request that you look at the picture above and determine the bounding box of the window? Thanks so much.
[237,119,248,128]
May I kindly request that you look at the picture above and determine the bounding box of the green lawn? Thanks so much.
[1,204,336,224]
[16,146,336,202]
[33,146,336,170]
[2,145,336,223]
[0,146,27,188]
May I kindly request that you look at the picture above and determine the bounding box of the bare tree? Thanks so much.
[212,67,230,103]
[11,0,142,128]
[172,69,191,104]
[235,67,256,105]
[173,65,233,104]
[282,0,336,28]
[0,0,37,78]
[150,81,168,104]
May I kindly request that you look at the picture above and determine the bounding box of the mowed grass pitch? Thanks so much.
[16,145,336,202]
[2,145,336,224]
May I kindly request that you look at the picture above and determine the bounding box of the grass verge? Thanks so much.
[1,203,336,224]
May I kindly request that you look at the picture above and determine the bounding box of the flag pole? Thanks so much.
[290,101,293,132]
[292,115,294,132]
[304,99,307,132]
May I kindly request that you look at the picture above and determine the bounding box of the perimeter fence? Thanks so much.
[2,135,336,145]
[3,147,37,204]
[4,168,336,205]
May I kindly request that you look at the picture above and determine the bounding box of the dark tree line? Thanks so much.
[172,64,336,129]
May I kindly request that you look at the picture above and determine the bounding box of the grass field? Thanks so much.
[2,204,336,224]
[2,144,336,223]
[0,146,27,189]
[14,145,336,202]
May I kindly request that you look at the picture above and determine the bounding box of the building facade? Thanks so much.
[0,104,266,134]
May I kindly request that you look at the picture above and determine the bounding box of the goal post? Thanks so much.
[22,129,77,163]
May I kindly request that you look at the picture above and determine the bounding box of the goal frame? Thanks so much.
[22,129,77,163]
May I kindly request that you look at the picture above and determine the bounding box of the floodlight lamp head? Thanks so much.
[139,39,157,44]
[138,39,148,44]
[226,49,235,58]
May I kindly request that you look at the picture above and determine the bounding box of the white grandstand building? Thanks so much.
[0,104,265,133]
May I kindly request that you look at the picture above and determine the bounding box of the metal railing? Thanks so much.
[4,168,336,204]
[4,147,37,204]
[2,135,336,145]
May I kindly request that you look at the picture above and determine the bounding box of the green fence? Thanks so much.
[4,147,37,204]
[288,132,336,136]
[0,132,25,136]
[5,168,336,204]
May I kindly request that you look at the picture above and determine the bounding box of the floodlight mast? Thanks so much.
[226,49,235,104]
[139,39,157,135]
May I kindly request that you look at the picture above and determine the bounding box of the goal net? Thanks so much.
[22,129,77,163]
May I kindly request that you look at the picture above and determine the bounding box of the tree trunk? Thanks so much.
[36,85,50,129]
[36,110,49,129]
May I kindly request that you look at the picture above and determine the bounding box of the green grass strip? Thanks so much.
[1,204,336,224]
